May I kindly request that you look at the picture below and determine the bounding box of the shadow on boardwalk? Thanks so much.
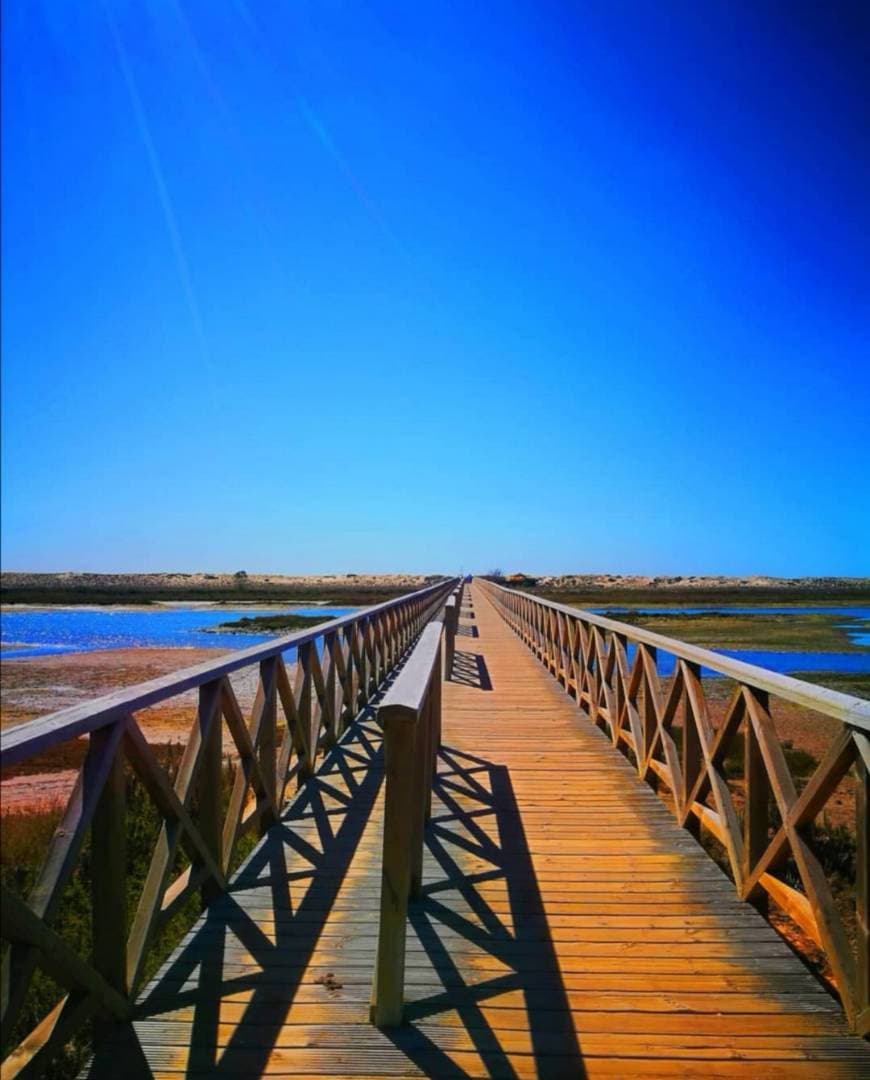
[85,737,585,1077]
[382,743,587,1077]
[451,651,493,691]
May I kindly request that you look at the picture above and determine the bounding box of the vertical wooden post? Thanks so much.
[444,598,457,680]
[196,682,224,906]
[409,697,428,900]
[585,628,599,726]
[613,634,628,748]
[641,647,658,754]
[295,644,314,780]
[743,699,770,915]
[371,703,418,1027]
[387,610,397,669]
[344,628,356,728]
[258,658,278,828]
[323,632,338,748]
[430,641,443,797]
[333,632,349,741]
[856,736,869,1032]
[682,662,702,838]
[353,622,367,709]
[640,646,659,790]
[90,723,127,1040]
[367,620,378,693]
[396,606,406,656]
[372,617,383,687]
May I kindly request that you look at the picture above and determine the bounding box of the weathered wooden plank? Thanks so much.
[90,725,128,1016]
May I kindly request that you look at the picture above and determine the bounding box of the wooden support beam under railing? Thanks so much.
[370,618,444,1028]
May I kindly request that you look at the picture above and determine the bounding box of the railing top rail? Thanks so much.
[479,579,870,732]
[378,618,443,717]
[1,579,455,765]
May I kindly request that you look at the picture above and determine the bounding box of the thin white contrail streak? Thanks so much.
[102,1,218,405]
[228,0,453,324]
[165,0,288,288]
[230,0,406,253]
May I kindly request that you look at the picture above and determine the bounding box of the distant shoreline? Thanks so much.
[3,571,869,608]
[0,599,337,613]
[0,572,447,607]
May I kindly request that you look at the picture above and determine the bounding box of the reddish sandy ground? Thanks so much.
[1,647,263,812]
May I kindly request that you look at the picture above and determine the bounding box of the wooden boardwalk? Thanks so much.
[86,584,870,1077]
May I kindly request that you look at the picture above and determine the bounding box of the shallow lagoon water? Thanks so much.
[590,606,870,677]
[1,604,868,679]
[0,606,355,659]
[622,646,870,678]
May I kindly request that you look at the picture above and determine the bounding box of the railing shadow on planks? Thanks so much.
[0,578,458,1077]
[477,577,870,1036]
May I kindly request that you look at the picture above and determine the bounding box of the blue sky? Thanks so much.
[2,1,868,576]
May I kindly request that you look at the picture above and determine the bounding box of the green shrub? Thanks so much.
[805,818,855,885]
[781,740,819,779]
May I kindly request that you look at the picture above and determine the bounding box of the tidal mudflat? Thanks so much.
[0,646,246,811]
[0,605,353,811]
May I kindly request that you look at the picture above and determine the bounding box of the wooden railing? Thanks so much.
[370,580,462,1025]
[478,578,870,1035]
[0,579,457,1077]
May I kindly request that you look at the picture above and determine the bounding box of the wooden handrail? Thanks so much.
[478,577,869,1034]
[370,616,445,1027]
[1,583,456,767]
[0,578,457,1077]
[443,596,458,679]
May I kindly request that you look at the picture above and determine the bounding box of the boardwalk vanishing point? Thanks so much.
[2,579,869,1077]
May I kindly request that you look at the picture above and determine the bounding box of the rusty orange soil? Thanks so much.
[0,646,258,813]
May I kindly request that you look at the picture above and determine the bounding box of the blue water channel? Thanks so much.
[0,606,355,659]
[1,604,868,678]
[586,606,870,677]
